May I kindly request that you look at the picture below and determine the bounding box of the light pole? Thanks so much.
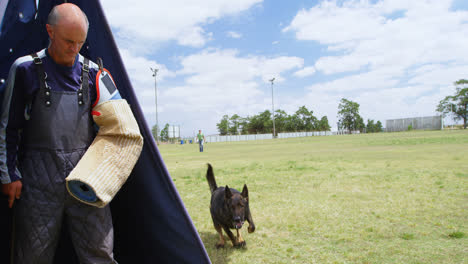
[150,67,159,145]
[269,77,276,138]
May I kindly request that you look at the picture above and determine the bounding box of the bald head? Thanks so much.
[47,3,88,30]
[46,3,89,66]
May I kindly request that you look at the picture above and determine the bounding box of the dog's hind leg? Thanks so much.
[214,224,225,248]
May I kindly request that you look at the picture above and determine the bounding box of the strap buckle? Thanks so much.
[33,56,42,65]
[82,62,89,73]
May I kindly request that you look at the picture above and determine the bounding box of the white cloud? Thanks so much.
[283,1,386,48]
[226,31,242,39]
[101,0,262,50]
[294,66,316,77]
[285,0,468,75]
[408,64,468,87]
[157,49,303,135]
[283,0,468,129]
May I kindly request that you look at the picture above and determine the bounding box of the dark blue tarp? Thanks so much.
[0,0,211,263]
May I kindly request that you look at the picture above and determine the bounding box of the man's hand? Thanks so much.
[2,180,22,208]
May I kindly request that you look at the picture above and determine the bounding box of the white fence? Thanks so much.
[205,134,273,143]
[203,131,336,143]
[278,131,333,138]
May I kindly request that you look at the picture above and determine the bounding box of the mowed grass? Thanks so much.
[158,130,468,264]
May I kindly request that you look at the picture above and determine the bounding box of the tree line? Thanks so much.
[216,106,331,135]
[337,98,383,133]
[151,78,466,141]
[216,100,383,136]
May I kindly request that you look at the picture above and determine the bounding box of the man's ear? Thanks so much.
[225,185,232,200]
[46,24,54,40]
[241,184,248,201]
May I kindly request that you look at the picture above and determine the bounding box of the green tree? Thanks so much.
[366,119,376,133]
[366,119,383,133]
[295,106,317,131]
[437,79,468,129]
[217,115,230,135]
[368,119,380,133]
[273,109,288,134]
[160,123,169,141]
[355,115,365,133]
[317,116,331,131]
[338,98,363,133]
[239,117,249,135]
[151,124,159,140]
[376,121,383,132]
[260,110,273,133]
[284,114,301,132]
[229,114,241,135]
[247,110,272,134]
[247,114,262,134]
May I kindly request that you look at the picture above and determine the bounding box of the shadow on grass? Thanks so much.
[199,231,248,264]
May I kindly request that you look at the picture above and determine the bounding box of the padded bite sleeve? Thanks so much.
[66,99,143,207]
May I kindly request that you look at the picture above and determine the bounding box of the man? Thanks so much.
[197,130,206,152]
[0,3,116,263]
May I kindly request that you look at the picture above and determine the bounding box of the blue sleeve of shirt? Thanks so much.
[6,67,28,182]
[0,60,31,184]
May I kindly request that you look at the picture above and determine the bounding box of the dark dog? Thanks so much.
[206,163,255,248]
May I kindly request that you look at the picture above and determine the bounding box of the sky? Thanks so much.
[100,0,468,137]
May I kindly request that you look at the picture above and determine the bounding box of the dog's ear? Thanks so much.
[225,185,232,199]
[241,184,248,200]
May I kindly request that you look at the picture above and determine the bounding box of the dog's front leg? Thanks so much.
[246,211,255,233]
[236,228,246,247]
[224,227,245,248]
[214,225,225,248]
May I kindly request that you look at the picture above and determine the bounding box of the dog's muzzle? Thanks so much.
[234,217,244,229]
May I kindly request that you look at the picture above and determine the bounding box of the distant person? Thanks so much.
[197,130,205,152]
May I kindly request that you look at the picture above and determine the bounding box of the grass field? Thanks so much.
[158,130,468,264]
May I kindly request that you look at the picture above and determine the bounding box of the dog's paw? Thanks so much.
[234,240,246,248]
[215,243,225,249]
[248,225,255,233]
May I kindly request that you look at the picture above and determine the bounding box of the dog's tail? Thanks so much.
[206,163,217,194]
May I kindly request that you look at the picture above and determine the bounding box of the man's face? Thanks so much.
[47,22,87,66]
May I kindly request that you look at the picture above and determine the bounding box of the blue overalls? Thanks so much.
[13,54,115,264]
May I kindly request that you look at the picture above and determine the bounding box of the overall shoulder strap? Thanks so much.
[30,53,51,107]
[78,57,90,106]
